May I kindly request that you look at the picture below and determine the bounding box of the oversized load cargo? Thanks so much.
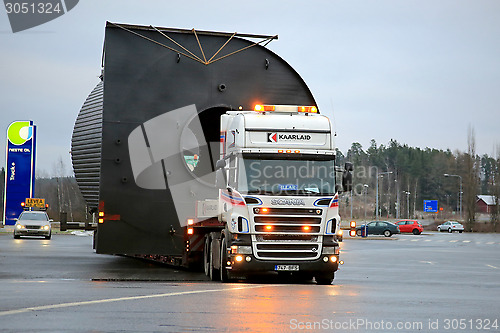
[72,22,350,283]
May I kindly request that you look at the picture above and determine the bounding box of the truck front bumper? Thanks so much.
[227,254,339,274]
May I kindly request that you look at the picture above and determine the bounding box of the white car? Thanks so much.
[437,221,464,233]
[13,211,52,239]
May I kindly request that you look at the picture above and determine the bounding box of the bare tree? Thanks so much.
[464,126,479,232]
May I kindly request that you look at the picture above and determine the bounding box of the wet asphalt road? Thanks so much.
[1,231,499,332]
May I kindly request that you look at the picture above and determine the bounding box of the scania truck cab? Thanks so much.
[207,105,352,284]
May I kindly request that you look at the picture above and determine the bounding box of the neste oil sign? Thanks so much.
[3,121,36,225]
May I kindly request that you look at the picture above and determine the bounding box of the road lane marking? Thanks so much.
[449,240,458,243]
[419,261,434,265]
[462,240,471,243]
[411,239,419,242]
[0,285,268,317]
[424,239,432,242]
[486,264,498,269]
[486,242,495,245]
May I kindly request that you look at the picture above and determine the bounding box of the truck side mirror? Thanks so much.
[215,159,227,189]
[342,162,353,192]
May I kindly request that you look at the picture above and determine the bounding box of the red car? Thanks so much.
[395,220,423,235]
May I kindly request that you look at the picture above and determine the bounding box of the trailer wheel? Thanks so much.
[203,235,210,277]
[220,237,232,282]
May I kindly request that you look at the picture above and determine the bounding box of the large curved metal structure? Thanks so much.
[71,22,318,255]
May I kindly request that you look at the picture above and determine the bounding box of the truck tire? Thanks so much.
[220,237,232,282]
[209,239,220,281]
[203,235,210,277]
[315,273,334,285]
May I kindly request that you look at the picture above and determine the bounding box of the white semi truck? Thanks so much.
[198,104,352,284]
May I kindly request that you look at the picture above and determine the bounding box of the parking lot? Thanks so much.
[1,228,499,332]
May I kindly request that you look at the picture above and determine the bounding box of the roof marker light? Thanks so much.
[298,106,318,113]
[254,104,275,112]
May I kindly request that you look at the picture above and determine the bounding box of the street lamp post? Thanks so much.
[444,174,463,220]
[364,184,369,220]
[403,191,411,218]
[376,171,393,220]
[395,178,400,219]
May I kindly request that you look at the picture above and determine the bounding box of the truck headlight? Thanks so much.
[323,246,339,254]
[233,246,252,254]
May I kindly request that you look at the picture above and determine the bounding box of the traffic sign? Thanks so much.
[424,200,438,213]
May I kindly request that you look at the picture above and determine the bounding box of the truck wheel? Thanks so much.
[315,273,334,285]
[220,237,232,282]
[203,236,210,277]
[209,240,220,281]
[383,230,392,237]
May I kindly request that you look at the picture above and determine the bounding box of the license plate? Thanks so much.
[274,265,299,271]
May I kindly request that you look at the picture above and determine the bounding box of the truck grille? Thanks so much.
[252,209,323,260]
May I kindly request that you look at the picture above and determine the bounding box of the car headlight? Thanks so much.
[43,225,50,231]
[16,224,25,229]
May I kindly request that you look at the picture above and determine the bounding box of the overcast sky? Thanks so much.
[1,0,499,176]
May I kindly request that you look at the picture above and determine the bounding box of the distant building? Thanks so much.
[476,195,497,214]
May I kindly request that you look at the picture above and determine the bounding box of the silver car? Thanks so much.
[13,211,53,239]
[437,221,464,233]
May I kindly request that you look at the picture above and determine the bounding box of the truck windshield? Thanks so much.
[237,154,336,196]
